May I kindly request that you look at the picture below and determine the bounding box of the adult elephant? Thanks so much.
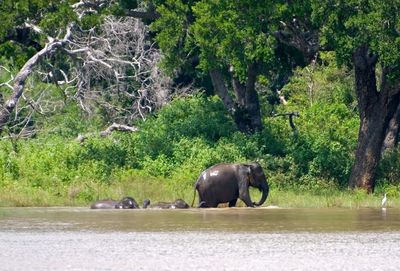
[90,196,140,209]
[192,162,269,208]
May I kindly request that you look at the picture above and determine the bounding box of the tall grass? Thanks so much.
[0,177,395,208]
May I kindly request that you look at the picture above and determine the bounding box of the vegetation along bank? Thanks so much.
[0,1,399,207]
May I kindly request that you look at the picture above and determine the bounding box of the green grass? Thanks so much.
[0,176,396,208]
[264,189,390,208]
[0,174,195,207]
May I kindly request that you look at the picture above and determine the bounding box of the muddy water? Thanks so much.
[1,207,400,270]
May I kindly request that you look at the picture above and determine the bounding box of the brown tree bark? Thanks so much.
[348,45,400,193]
[209,65,263,133]
[231,64,262,132]
[382,100,400,152]
[209,69,236,114]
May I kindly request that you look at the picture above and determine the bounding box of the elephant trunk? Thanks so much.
[254,182,269,207]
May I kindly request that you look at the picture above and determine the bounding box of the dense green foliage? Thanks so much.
[0,0,77,66]
[2,53,398,206]
[151,0,311,86]
[312,0,400,70]
[1,1,400,206]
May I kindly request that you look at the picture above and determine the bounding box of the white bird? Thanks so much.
[381,193,387,208]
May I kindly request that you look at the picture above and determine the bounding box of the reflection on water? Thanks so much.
[1,208,400,270]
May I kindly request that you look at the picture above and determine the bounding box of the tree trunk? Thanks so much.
[209,65,263,133]
[209,69,236,113]
[349,106,386,193]
[77,123,139,143]
[349,45,400,193]
[232,64,263,132]
[382,97,400,152]
[244,63,263,132]
[0,27,72,132]
[125,10,160,20]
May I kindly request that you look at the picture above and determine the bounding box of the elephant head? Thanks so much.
[143,199,151,209]
[115,196,139,209]
[243,162,269,207]
[172,199,190,209]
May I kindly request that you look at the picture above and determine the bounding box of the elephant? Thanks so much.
[90,196,140,209]
[143,199,151,209]
[143,199,190,209]
[192,162,269,208]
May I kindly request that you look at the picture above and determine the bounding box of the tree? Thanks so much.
[0,0,184,135]
[57,16,177,123]
[150,0,316,133]
[0,0,87,133]
[313,0,400,192]
[0,0,77,63]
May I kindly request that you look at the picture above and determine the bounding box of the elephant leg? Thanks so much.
[209,202,219,208]
[238,180,255,207]
[239,192,254,207]
[228,199,237,207]
[198,200,219,208]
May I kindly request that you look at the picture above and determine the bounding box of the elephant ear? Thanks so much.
[240,164,253,186]
[243,163,261,186]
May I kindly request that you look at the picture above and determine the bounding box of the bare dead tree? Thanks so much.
[0,24,74,134]
[58,16,179,123]
[0,4,193,137]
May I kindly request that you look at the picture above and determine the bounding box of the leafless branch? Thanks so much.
[72,0,112,19]
[77,122,139,142]
[0,23,74,132]
[56,16,191,122]
[0,3,194,136]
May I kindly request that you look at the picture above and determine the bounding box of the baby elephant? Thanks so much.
[143,199,190,209]
[90,196,139,209]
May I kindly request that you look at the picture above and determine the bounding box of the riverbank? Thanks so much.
[0,176,394,208]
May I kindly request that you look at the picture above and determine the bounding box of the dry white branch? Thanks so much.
[0,5,194,135]
[77,122,139,143]
[57,16,187,122]
[72,0,112,19]
[0,24,74,131]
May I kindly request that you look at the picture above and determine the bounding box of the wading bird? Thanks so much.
[381,193,387,208]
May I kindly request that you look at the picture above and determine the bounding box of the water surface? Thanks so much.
[1,207,399,270]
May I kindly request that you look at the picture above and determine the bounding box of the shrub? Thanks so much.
[132,94,236,159]
[377,148,400,189]
[285,103,358,188]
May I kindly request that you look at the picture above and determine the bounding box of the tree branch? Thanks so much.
[209,69,235,114]
[274,18,319,62]
[77,123,139,142]
[0,24,73,132]
[125,9,160,20]
[273,112,299,137]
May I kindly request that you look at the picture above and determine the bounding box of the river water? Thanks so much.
[1,207,400,270]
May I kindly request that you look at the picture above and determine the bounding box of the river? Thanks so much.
[1,207,399,270]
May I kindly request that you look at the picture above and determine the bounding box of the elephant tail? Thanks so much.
[191,186,196,207]
[191,181,199,207]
